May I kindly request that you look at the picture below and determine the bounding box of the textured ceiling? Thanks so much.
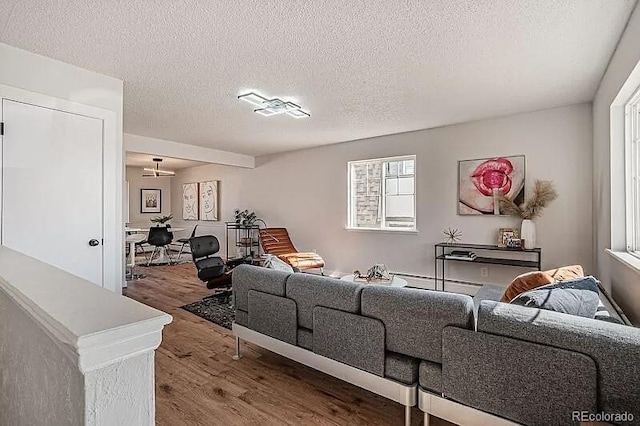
[125,152,205,170]
[0,1,636,156]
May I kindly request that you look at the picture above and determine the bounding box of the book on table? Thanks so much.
[444,251,477,261]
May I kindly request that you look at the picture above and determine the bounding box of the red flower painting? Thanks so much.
[458,156,525,215]
[471,158,513,196]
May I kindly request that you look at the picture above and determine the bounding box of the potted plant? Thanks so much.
[499,180,558,249]
[150,213,173,226]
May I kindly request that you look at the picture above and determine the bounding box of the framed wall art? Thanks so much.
[140,188,161,213]
[199,180,219,221]
[182,183,198,220]
[458,155,525,215]
[498,228,519,247]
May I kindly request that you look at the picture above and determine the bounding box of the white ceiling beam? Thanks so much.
[124,133,254,169]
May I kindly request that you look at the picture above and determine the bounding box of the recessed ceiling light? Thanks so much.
[238,91,310,119]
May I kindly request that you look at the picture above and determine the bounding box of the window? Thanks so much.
[626,88,640,256]
[347,155,416,230]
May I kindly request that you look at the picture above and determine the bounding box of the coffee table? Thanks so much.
[340,274,408,287]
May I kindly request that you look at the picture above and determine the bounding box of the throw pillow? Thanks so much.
[500,271,554,303]
[263,254,294,273]
[500,264,584,303]
[509,276,600,318]
[544,264,585,282]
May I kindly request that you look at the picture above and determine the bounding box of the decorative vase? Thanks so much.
[520,219,536,249]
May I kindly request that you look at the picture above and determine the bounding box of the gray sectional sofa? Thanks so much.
[231,265,640,426]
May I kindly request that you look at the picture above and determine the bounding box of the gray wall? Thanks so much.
[593,4,640,324]
[126,166,173,228]
[177,103,593,286]
[170,163,245,259]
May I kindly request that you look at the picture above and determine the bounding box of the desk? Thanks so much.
[340,274,408,287]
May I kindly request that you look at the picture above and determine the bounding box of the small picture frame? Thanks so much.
[140,189,161,213]
[505,238,523,249]
[498,228,519,247]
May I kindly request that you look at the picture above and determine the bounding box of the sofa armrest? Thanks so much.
[442,326,597,426]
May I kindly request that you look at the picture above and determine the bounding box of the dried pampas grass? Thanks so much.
[499,180,558,220]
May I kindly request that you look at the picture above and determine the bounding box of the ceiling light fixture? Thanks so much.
[238,91,310,118]
[143,158,175,177]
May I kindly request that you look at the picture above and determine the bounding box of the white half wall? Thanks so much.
[593,3,640,324]
[0,247,171,425]
[0,288,84,425]
[177,104,593,286]
[126,167,173,228]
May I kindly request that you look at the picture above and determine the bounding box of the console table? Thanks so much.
[434,243,542,291]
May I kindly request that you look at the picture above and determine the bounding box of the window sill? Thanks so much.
[345,227,419,235]
[606,249,640,276]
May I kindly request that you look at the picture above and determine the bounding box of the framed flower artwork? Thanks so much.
[458,155,525,215]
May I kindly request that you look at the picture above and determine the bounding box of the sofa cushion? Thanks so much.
[235,309,248,327]
[286,273,364,329]
[278,252,325,269]
[510,276,600,318]
[233,264,290,312]
[384,352,420,385]
[313,306,385,376]
[361,286,474,362]
[443,326,597,426]
[477,300,640,419]
[500,264,584,303]
[297,327,313,351]
[247,290,297,345]
[418,360,442,394]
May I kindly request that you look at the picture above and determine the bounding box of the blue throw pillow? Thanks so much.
[509,276,600,318]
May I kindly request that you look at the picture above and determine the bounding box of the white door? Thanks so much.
[2,99,104,286]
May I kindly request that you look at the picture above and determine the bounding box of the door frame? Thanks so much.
[0,84,120,291]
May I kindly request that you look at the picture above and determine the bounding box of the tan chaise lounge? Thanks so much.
[258,227,325,273]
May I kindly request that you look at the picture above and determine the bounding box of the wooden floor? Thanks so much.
[125,263,452,426]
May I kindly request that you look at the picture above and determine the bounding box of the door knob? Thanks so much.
[89,239,100,247]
